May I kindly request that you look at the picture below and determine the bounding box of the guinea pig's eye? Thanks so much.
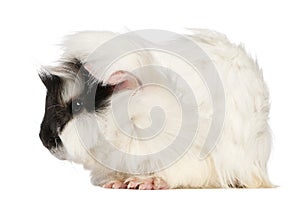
[72,98,84,114]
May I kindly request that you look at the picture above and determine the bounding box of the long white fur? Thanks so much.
[49,29,272,188]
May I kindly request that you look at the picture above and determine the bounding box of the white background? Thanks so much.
[0,0,299,201]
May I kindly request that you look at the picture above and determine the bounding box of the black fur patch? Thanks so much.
[76,66,115,112]
[39,58,115,152]
[39,73,72,150]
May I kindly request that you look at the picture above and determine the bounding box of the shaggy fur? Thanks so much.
[39,29,273,188]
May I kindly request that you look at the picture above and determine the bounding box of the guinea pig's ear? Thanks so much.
[107,70,141,92]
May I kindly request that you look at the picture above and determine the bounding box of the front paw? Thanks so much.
[102,177,169,190]
[102,180,127,189]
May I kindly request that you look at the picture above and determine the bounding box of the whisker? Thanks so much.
[47,104,64,110]
[45,108,66,124]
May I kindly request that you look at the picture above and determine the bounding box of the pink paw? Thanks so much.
[102,180,127,189]
[102,177,169,190]
[125,177,169,190]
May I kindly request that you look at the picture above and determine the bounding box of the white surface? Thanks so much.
[0,0,299,201]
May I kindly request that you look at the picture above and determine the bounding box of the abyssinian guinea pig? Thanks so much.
[39,29,273,189]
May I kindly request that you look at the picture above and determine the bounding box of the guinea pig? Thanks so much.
[39,29,273,189]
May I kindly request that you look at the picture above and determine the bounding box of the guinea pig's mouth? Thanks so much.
[49,146,67,160]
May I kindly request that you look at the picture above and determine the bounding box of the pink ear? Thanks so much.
[107,70,141,92]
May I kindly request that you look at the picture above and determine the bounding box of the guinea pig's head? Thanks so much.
[39,58,140,162]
